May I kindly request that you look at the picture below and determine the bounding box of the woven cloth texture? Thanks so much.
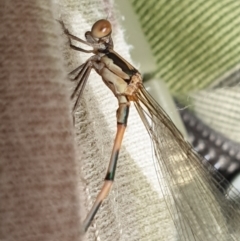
[130,0,240,142]
[2,0,237,241]
[0,1,82,241]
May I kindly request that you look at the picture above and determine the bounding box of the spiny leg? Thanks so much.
[59,20,93,53]
[69,63,85,80]
[82,103,130,232]
[69,43,93,53]
[70,61,92,125]
[71,61,92,99]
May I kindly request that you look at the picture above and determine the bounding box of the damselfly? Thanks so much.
[61,19,240,240]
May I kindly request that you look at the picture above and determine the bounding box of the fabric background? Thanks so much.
[1,0,239,241]
[0,1,82,241]
[130,0,240,143]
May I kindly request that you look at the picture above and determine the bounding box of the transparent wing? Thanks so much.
[134,85,240,241]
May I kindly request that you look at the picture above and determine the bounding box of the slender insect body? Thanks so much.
[61,18,240,240]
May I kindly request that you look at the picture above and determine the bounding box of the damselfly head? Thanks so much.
[91,19,112,39]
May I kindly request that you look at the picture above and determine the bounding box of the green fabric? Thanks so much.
[130,0,240,142]
[130,0,240,96]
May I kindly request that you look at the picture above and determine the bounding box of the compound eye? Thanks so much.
[91,19,112,38]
